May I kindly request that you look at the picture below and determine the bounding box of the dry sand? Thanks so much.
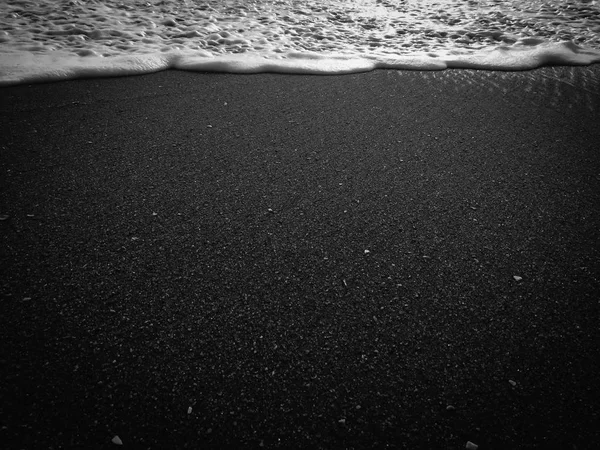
[1,66,599,449]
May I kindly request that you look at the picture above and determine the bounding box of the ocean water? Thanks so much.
[1,0,600,85]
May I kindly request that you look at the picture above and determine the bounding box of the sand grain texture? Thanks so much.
[1,67,599,449]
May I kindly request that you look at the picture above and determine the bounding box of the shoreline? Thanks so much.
[2,47,600,87]
[1,67,599,449]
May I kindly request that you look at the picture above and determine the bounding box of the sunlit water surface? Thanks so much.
[1,0,600,84]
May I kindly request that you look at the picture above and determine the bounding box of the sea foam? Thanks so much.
[1,0,600,86]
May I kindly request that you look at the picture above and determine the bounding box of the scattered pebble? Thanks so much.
[509,379,517,387]
[112,435,123,445]
[466,441,478,450]
[187,406,193,414]
[338,418,346,424]
[364,249,371,254]
[513,275,522,281]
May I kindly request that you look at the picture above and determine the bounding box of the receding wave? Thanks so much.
[1,0,599,86]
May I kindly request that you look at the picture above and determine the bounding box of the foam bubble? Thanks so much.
[1,0,600,85]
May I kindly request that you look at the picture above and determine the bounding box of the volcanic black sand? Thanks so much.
[1,67,599,449]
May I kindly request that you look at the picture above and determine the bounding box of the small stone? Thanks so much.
[338,418,346,424]
[187,406,192,414]
[509,379,517,387]
[465,441,478,450]
[513,275,522,281]
[364,249,371,254]
[112,435,123,445]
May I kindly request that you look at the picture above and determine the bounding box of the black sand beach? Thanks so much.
[1,67,599,449]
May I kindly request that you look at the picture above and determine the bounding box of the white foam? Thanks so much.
[1,0,600,86]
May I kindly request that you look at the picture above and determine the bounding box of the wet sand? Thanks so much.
[1,67,599,449]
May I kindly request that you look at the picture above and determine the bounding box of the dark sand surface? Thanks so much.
[1,67,599,449]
